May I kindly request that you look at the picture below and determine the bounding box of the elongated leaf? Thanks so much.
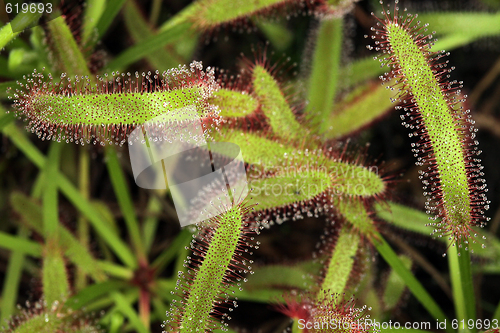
[0,11,42,50]
[105,20,192,70]
[0,226,29,322]
[325,83,395,139]
[94,0,128,43]
[10,191,107,282]
[373,231,451,333]
[105,146,146,262]
[306,18,342,132]
[111,292,149,333]
[252,65,302,141]
[0,230,42,256]
[1,108,137,268]
[46,16,91,77]
[375,202,500,259]
[123,0,182,70]
[43,239,70,306]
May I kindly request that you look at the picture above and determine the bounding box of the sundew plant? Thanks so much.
[0,0,500,332]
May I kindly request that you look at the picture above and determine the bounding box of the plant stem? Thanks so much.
[139,287,151,329]
[448,241,476,333]
[292,318,304,333]
[76,148,90,291]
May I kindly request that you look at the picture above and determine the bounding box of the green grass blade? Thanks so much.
[43,142,62,238]
[493,301,500,324]
[10,191,107,282]
[305,18,342,132]
[66,280,129,310]
[105,146,146,263]
[419,12,500,50]
[383,255,412,311]
[0,226,29,322]
[373,231,451,332]
[82,0,106,45]
[244,262,318,291]
[1,109,137,268]
[43,239,70,306]
[0,11,42,50]
[151,228,192,272]
[123,0,182,70]
[142,194,161,253]
[325,83,395,139]
[94,0,128,43]
[111,292,149,333]
[375,202,500,259]
[0,230,42,256]
[105,20,192,71]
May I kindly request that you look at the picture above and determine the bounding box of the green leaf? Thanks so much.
[256,20,293,51]
[1,107,137,268]
[185,0,300,31]
[105,19,192,71]
[10,191,107,282]
[43,142,62,238]
[123,0,184,70]
[418,12,500,51]
[325,83,395,139]
[338,56,387,89]
[43,239,70,306]
[334,196,377,237]
[209,88,259,118]
[176,207,245,332]
[252,64,303,141]
[0,226,30,322]
[372,231,451,333]
[105,146,146,263]
[305,18,342,132]
[375,202,500,259]
[217,130,386,197]
[0,230,42,256]
[244,262,319,291]
[12,312,61,333]
[0,10,42,50]
[93,0,128,44]
[383,255,412,310]
[111,292,149,333]
[82,0,106,45]
[319,224,360,300]
[46,16,91,77]
[66,280,129,310]
[448,243,476,333]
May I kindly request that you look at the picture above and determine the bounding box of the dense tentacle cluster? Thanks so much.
[276,292,377,333]
[367,1,489,247]
[8,61,221,146]
[164,200,263,332]
[3,299,101,333]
